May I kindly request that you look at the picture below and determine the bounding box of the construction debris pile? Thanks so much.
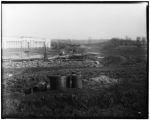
[3,59,103,69]
[86,75,118,90]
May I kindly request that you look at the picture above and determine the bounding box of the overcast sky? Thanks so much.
[2,3,147,40]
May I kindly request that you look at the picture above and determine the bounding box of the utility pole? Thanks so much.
[20,41,22,59]
[43,41,48,61]
[27,41,30,57]
[20,36,24,59]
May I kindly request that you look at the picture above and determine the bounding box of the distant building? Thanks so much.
[2,36,51,49]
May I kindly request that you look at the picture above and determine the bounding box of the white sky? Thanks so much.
[2,3,147,40]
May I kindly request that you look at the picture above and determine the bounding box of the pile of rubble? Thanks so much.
[3,59,103,69]
[87,75,118,90]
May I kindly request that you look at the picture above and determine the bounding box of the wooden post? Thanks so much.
[66,76,72,88]
[59,76,66,89]
[47,75,66,90]
[47,75,58,90]
[72,74,82,88]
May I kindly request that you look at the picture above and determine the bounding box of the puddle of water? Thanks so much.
[3,54,42,60]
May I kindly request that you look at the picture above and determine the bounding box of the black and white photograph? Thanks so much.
[1,1,148,118]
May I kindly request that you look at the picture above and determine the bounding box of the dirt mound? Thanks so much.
[87,75,118,89]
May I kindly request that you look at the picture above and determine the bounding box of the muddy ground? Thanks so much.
[2,44,148,118]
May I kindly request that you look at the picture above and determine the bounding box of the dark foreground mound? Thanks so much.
[2,65,148,118]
